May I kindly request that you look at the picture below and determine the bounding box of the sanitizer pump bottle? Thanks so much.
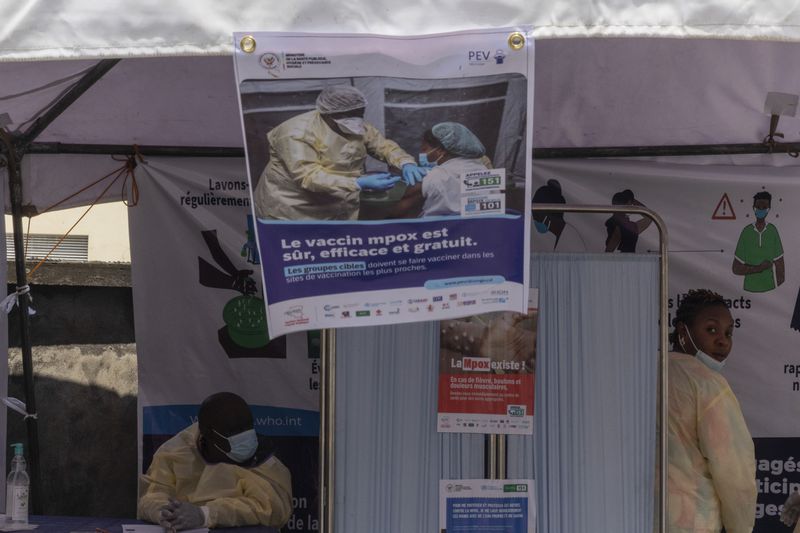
[6,444,29,524]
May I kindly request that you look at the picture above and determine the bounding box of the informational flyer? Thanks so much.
[233,29,533,336]
[440,479,535,533]
[438,288,537,435]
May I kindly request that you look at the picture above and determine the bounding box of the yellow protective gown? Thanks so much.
[668,352,756,533]
[137,424,292,528]
[254,110,415,220]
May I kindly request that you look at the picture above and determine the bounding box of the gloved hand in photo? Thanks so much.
[401,163,428,186]
[356,172,401,191]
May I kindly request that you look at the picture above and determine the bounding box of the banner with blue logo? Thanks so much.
[129,158,320,532]
[233,29,534,336]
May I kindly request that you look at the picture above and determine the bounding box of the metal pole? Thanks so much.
[532,203,669,533]
[485,435,498,479]
[25,142,244,158]
[319,328,336,533]
[0,132,42,514]
[18,60,121,148]
[533,141,800,159]
[497,435,507,479]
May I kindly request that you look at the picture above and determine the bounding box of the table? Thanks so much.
[15,516,279,533]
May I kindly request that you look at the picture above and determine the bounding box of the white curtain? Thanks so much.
[335,322,483,532]
[511,252,659,532]
[335,252,658,532]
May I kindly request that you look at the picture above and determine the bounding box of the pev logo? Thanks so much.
[463,357,491,372]
[468,50,491,64]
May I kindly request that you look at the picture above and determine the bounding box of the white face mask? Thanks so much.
[213,428,258,463]
[681,328,726,372]
[333,117,366,136]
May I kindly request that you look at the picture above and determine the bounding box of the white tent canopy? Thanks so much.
[4,1,800,61]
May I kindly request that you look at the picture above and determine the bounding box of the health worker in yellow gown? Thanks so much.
[138,392,292,530]
[254,84,428,220]
[667,289,756,533]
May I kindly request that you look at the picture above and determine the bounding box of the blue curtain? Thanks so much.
[335,252,658,532]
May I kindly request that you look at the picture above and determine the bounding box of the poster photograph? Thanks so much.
[438,288,537,435]
[234,29,533,336]
[440,479,535,533]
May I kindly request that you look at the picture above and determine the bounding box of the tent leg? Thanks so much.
[1,136,42,515]
[319,328,336,533]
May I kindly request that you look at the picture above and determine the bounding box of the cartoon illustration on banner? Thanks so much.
[234,30,534,336]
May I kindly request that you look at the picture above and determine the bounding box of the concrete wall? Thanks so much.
[7,344,138,517]
[7,262,138,517]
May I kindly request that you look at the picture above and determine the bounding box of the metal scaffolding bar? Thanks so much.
[0,132,42,514]
[18,60,121,148]
[533,141,800,159]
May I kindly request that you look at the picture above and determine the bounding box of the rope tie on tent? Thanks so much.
[1,284,35,315]
[2,397,37,420]
[119,145,141,207]
[26,153,141,279]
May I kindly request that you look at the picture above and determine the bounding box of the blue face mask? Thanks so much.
[534,218,550,234]
[754,207,770,219]
[214,428,258,463]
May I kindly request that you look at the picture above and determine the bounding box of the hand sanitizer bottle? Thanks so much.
[6,444,29,524]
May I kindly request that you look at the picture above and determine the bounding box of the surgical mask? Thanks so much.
[682,329,726,372]
[754,207,770,219]
[333,117,366,136]
[534,218,550,234]
[214,428,258,463]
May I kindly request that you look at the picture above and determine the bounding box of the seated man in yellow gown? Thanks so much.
[138,392,292,530]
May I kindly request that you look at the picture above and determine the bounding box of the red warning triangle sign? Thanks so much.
[712,193,736,220]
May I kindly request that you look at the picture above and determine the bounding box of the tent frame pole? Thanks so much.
[0,132,42,515]
[10,140,797,159]
[0,59,121,516]
[17,60,121,149]
[533,141,799,158]
[532,203,669,533]
[319,328,336,533]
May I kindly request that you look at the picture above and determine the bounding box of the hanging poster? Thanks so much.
[233,29,534,337]
[129,158,320,533]
[438,288,537,435]
[440,479,535,533]
[532,158,800,532]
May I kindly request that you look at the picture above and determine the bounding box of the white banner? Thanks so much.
[233,29,533,337]
[129,158,319,532]
[533,158,800,531]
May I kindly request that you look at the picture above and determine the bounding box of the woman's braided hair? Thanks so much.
[670,289,727,347]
